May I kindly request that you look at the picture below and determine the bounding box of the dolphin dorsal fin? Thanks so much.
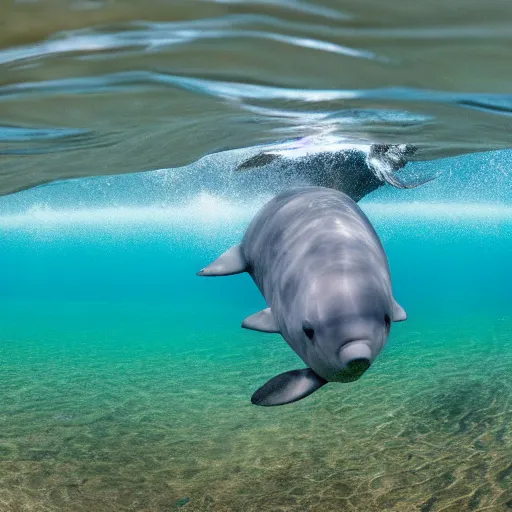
[392,299,407,322]
[242,308,279,333]
[197,244,247,277]
[251,368,327,406]
[236,152,282,171]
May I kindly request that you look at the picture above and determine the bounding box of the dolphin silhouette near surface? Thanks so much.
[197,186,407,406]
[236,143,423,200]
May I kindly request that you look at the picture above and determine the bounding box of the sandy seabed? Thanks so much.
[0,305,511,512]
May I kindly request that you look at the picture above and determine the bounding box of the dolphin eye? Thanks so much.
[384,315,391,332]
[303,322,315,341]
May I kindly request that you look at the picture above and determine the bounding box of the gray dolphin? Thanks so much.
[197,186,407,406]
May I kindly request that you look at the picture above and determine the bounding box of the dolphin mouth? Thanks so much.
[333,358,371,382]
[332,341,372,383]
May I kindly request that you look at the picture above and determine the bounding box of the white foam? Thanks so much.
[362,202,512,220]
[0,193,267,230]
[0,195,510,230]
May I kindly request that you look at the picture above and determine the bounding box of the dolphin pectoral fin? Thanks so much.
[392,299,407,322]
[197,244,247,277]
[241,308,279,333]
[251,368,327,407]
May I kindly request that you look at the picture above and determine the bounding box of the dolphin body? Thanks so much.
[197,187,407,406]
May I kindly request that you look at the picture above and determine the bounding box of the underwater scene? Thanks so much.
[0,149,510,511]
[1,1,512,511]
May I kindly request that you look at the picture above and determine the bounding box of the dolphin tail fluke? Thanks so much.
[197,244,248,277]
[242,308,280,333]
[392,299,407,322]
[367,144,440,190]
[251,368,327,406]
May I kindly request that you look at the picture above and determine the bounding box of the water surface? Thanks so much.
[2,0,512,193]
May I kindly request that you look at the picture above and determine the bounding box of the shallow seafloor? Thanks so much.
[0,200,511,512]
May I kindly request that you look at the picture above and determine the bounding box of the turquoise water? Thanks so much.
[0,190,511,511]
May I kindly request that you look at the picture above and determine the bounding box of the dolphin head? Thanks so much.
[293,272,392,383]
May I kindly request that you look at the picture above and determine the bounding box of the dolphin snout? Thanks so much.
[333,342,372,382]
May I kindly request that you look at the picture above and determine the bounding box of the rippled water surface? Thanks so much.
[2,0,512,193]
